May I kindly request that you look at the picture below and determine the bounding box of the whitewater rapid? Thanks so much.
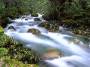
[4,15,90,67]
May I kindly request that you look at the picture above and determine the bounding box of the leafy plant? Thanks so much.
[0,26,4,33]
[0,48,8,58]
[0,30,40,65]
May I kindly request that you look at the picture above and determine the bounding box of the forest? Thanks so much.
[0,0,90,67]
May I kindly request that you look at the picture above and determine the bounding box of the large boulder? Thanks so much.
[39,22,59,32]
[27,28,41,35]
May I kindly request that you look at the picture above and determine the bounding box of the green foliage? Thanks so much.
[0,48,8,58]
[8,44,40,64]
[0,26,4,33]
[64,0,82,16]
[0,25,39,66]
[0,33,10,47]
[0,0,90,66]
[31,0,50,14]
[0,32,40,64]
[1,56,38,67]
[0,0,5,15]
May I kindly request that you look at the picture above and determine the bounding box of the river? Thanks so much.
[4,14,90,67]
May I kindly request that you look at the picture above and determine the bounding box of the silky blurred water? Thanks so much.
[4,15,90,67]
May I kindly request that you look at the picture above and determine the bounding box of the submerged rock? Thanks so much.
[8,26,16,31]
[41,48,63,60]
[39,48,63,67]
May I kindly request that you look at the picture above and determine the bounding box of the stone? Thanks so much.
[41,48,63,60]
[27,28,41,35]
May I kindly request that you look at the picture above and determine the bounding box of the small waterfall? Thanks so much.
[4,14,90,67]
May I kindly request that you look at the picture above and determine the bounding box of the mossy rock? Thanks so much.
[27,28,41,35]
[39,22,59,32]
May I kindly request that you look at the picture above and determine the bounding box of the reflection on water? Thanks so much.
[5,15,90,67]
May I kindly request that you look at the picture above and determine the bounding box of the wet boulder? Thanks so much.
[41,48,63,60]
[39,48,63,67]
[27,28,41,35]
[39,22,59,32]
[8,26,16,31]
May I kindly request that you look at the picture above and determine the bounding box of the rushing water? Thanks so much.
[4,14,90,67]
